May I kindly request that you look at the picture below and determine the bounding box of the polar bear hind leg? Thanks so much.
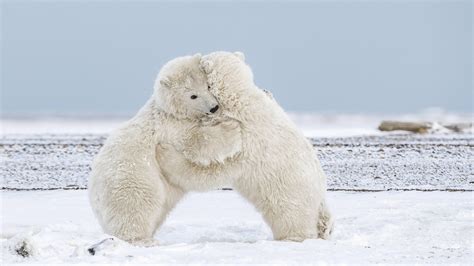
[317,199,334,239]
[98,171,170,246]
[234,175,320,242]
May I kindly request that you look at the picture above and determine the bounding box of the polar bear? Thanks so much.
[160,51,334,241]
[88,54,242,246]
[203,51,334,240]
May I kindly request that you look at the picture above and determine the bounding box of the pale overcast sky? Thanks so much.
[2,0,472,115]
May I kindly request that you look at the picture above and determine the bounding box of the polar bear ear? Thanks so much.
[200,59,213,74]
[160,77,172,88]
[234,51,245,62]
[192,53,202,60]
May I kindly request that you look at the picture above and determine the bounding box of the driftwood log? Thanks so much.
[378,121,432,133]
[378,121,472,134]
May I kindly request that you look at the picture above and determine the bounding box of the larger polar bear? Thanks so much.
[204,51,334,240]
[89,54,242,246]
[159,51,334,241]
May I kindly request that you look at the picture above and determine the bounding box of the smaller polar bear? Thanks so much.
[154,54,242,167]
[88,54,242,246]
[159,51,334,241]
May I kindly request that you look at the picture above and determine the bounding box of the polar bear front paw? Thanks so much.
[220,119,240,131]
[182,119,242,167]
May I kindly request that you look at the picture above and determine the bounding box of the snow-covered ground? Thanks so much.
[1,111,472,264]
[1,190,472,264]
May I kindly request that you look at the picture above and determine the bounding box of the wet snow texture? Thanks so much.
[1,190,472,264]
[1,134,473,191]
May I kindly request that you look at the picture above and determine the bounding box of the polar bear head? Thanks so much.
[200,51,265,120]
[154,54,220,120]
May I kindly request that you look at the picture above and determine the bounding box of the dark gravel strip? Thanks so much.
[1,134,473,191]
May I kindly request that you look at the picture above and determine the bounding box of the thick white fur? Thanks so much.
[89,51,333,246]
[88,54,242,246]
[197,51,334,241]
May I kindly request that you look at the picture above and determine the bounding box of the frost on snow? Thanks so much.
[1,134,473,191]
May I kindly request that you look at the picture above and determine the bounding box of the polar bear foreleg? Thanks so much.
[182,119,242,166]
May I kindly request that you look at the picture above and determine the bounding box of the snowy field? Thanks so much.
[2,190,473,264]
[1,112,473,264]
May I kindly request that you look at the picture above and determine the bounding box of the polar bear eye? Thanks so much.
[190,95,198,99]
[207,85,211,89]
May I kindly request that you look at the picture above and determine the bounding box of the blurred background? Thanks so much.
[1,0,472,135]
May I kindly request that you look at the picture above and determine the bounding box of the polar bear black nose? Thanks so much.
[210,105,219,113]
